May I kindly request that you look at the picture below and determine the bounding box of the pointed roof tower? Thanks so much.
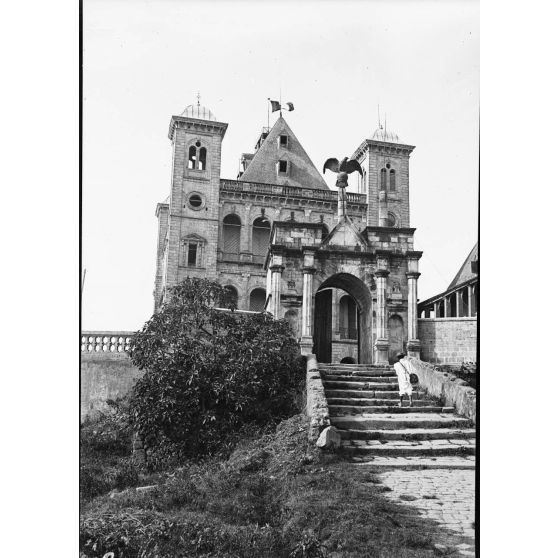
[240,116,329,191]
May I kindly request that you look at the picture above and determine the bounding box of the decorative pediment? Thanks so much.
[321,216,367,250]
[182,233,207,244]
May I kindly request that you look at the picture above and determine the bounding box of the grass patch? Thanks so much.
[81,414,463,557]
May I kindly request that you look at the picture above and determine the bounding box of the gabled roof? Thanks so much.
[447,243,479,290]
[240,116,329,191]
[321,215,367,250]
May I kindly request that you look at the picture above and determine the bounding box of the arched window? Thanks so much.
[339,295,357,339]
[387,212,397,227]
[249,288,267,312]
[180,234,206,268]
[188,146,197,169]
[380,168,387,190]
[223,214,241,261]
[199,147,207,170]
[187,142,208,171]
[389,169,396,191]
[252,217,271,260]
[223,285,238,309]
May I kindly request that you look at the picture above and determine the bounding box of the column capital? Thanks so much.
[302,266,316,275]
[269,264,285,273]
[406,271,421,279]
[374,269,390,278]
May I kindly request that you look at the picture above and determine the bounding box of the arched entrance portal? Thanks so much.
[313,273,374,364]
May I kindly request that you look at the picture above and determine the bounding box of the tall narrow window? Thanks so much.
[277,160,289,175]
[223,214,241,261]
[187,244,198,266]
[180,234,206,268]
[389,169,396,191]
[279,135,288,148]
[198,147,207,170]
[188,146,197,169]
[380,168,387,190]
[252,217,271,261]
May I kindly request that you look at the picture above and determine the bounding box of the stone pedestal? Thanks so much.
[374,338,389,364]
[300,336,314,355]
[406,338,421,359]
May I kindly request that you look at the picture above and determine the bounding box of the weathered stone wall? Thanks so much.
[305,354,330,441]
[81,353,143,422]
[331,340,358,363]
[418,317,477,364]
[407,357,476,423]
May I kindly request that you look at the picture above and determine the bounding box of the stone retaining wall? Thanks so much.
[305,354,330,441]
[407,357,476,423]
[418,317,477,364]
[81,352,143,421]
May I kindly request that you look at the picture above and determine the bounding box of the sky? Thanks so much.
[83,0,479,331]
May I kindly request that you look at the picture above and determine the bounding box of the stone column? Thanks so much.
[444,296,450,317]
[467,284,474,317]
[338,187,346,220]
[300,250,316,355]
[456,288,464,317]
[269,264,284,318]
[374,269,390,364]
[406,271,421,358]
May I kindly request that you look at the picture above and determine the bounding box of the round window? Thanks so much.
[188,193,204,210]
[195,141,201,147]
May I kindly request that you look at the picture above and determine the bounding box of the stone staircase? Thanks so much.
[320,363,476,469]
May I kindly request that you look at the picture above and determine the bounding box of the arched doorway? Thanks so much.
[249,288,266,312]
[388,314,404,364]
[313,273,374,363]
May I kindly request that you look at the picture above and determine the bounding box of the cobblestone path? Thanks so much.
[378,468,475,556]
[320,363,477,556]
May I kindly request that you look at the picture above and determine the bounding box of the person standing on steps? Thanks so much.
[394,352,413,407]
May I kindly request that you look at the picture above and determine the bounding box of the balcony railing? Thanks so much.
[338,327,358,340]
[220,179,367,205]
[81,331,135,353]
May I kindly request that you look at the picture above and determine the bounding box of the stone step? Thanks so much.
[323,381,399,390]
[319,364,392,369]
[325,390,427,400]
[322,374,398,382]
[341,439,476,457]
[329,405,455,416]
[327,398,435,407]
[352,456,476,470]
[321,370,396,378]
[331,414,473,430]
[338,428,477,441]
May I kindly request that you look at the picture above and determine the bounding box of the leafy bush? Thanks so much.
[128,278,305,464]
[80,400,140,501]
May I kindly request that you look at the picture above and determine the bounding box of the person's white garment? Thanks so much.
[394,360,413,396]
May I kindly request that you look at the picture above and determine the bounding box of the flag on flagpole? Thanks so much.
[269,100,281,112]
[269,99,295,113]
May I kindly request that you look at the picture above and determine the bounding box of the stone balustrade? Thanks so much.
[81,331,135,354]
[220,178,367,205]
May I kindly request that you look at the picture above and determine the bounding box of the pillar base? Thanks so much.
[406,339,421,359]
[374,338,389,365]
[300,336,314,356]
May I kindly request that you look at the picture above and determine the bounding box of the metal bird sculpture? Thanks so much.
[323,157,363,188]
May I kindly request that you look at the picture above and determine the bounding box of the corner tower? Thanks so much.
[352,128,415,228]
[153,103,228,310]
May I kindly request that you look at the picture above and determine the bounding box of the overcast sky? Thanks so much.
[83,0,479,332]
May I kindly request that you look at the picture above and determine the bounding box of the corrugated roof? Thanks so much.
[447,243,478,290]
[240,116,329,191]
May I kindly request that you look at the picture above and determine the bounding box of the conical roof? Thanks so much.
[240,116,329,190]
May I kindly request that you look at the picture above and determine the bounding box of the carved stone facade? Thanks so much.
[154,104,422,364]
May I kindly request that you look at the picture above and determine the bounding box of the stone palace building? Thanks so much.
[153,102,422,365]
